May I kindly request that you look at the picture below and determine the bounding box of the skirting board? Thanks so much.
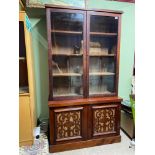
[19,139,33,147]
[49,135,121,153]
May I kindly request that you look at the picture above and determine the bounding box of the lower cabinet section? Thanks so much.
[49,97,122,152]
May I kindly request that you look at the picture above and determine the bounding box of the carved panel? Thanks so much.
[55,108,82,141]
[93,107,116,135]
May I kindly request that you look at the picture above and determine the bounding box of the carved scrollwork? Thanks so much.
[93,108,116,134]
[55,111,81,139]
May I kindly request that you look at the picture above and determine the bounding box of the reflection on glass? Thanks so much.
[50,12,84,98]
[90,15,118,33]
[89,15,118,96]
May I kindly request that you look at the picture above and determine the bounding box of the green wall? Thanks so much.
[27,1,135,119]
[29,16,49,119]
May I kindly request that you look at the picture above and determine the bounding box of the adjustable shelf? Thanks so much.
[53,93,82,97]
[51,30,83,35]
[53,73,82,77]
[89,53,115,57]
[90,91,113,95]
[89,72,115,76]
[90,32,117,36]
[52,53,83,56]
[19,57,26,60]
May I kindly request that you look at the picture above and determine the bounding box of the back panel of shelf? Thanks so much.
[19,21,29,94]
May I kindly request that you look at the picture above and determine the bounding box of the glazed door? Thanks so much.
[87,11,121,97]
[46,8,86,100]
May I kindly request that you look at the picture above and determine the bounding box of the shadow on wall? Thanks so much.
[31,16,49,119]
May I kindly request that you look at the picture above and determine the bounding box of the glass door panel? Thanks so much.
[88,14,118,96]
[50,11,85,98]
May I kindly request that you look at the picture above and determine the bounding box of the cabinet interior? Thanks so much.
[19,21,29,93]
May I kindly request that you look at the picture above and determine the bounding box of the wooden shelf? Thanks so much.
[89,53,115,57]
[19,57,26,60]
[90,91,112,95]
[89,72,115,76]
[53,53,83,56]
[51,30,82,35]
[90,32,117,36]
[53,93,82,97]
[53,73,82,77]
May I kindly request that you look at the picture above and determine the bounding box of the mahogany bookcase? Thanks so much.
[46,5,123,152]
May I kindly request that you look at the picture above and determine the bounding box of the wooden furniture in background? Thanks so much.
[46,6,123,152]
[121,102,134,139]
[19,11,37,146]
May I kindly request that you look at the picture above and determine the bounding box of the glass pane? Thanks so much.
[89,15,118,96]
[90,15,118,33]
[50,12,84,98]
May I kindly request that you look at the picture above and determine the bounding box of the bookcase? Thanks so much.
[19,11,36,146]
[46,6,123,152]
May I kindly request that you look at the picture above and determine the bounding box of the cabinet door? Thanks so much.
[87,11,121,97]
[46,8,87,100]
[88,103,120,139]
[49,106,87,144]
[19,95,33,146]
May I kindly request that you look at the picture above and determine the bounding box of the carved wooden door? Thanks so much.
[88,103,120,139]
[50,106,87,144]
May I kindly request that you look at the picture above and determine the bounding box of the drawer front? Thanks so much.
[50,106,87,144]
[88,103,120,139]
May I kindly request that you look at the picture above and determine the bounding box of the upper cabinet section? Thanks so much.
[46,7,121,100]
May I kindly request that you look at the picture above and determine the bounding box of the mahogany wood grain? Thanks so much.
[49,135,121,152]
[46,8,53,100]
[83,10,87,98]
[49,108,55,144]
[48,97,122,107]
[115,15,122,96]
